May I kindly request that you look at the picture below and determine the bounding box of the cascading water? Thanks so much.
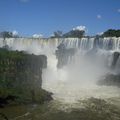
[0,37,120,105]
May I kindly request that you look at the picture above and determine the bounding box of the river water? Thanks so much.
[0,37,120,120]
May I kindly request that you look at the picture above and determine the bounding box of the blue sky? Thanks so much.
[0,0,120,37]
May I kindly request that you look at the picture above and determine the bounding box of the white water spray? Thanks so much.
[0,37,120,104]
[42,50,120,103]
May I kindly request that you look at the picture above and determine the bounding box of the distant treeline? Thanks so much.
[52,29,120,38]
[0,31,19,39]
[101,29,120,37]
[0,29,120,39]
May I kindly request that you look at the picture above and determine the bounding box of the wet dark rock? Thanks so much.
[0,113,8,120]
[56,48,76,68]
[57,43,66,50]
[0,98,8,108]
[98,52,120,86]
[0,96,17,108]
[111,52,120,68]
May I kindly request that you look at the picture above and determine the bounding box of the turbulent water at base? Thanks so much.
[0,37,120,107]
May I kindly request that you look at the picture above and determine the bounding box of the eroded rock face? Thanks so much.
[97,52,120,87]
[0,48,52,106]
[111,52,120,68]
[56,48,76,68]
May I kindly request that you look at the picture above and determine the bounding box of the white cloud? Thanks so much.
[73,26,86,31]
[97,32,103,35]
[12,30,18,36]
[50,34,54,37]
[32,34,43,38]
[97,15,102,19]
[20,0,29,3]
[118,9,120,13]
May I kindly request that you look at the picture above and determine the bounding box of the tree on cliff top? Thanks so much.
[0,31,19,39]
[51,31,63,38]
[63,26,86,38]
[63,30,85,38]
[0,31,13,39]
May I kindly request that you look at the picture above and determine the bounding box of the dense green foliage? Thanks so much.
[0,49,52,106]
[102,29,120,37]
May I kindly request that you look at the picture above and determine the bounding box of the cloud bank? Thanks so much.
[32,34,43,38]
[73,26,86,31]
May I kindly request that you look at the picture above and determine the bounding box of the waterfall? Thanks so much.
[58,37,120,51]
[0,38,60,55]
[0,37,120,51]
[0,37,120,103]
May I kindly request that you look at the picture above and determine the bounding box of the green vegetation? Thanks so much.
[102,29,120,37]
[0,48,52,106]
